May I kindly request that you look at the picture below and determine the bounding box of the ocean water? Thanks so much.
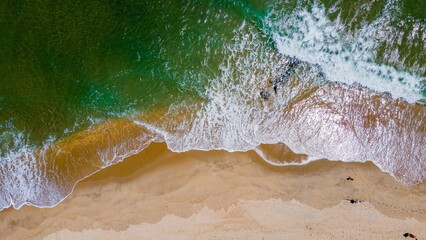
[0,0,425,210]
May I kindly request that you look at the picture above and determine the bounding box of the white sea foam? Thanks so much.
[0,132,58,210]
[0,122,162,211]
[265,1,425,103]
[154,19,425,186]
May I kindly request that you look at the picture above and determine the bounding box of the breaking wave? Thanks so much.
[266,1,425,102]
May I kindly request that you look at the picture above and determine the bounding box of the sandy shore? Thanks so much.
[1,142,425,239]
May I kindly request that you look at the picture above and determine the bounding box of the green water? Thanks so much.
[0,0,424,148]
[0,1,246,146]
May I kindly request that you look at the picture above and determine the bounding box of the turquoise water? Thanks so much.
[0,0,425,210]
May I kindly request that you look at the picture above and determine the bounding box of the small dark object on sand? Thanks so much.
[347,177,354,181]
[403,233,417,239]
[273,85,278,94]
[260,90,270,100]
[348,199,361,204]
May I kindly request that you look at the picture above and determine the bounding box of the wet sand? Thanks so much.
[1,142,425,239]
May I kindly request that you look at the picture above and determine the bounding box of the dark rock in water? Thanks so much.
[288,56,301,68]
[269,56,305,95]
[260,90,270,100]
[274,56,302,87]
[281,71,290,80]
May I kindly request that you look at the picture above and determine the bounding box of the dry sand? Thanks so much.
[0,142,425,239]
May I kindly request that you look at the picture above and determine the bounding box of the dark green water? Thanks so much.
[0,1,258,146]
[0,0,424,146]
[0,0,425,210]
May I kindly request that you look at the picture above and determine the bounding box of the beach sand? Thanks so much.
[1,142,425,239]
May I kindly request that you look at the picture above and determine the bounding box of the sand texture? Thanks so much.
[1,143,425,239]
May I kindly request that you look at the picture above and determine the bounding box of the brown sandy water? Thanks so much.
[2,73,426,211]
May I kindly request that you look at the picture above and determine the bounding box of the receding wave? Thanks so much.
[0,120,163,210]
[1,75,425,211]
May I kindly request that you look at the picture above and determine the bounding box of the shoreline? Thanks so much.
[1,142,425,239]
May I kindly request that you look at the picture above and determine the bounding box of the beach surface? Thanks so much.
[1,142,425,240]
